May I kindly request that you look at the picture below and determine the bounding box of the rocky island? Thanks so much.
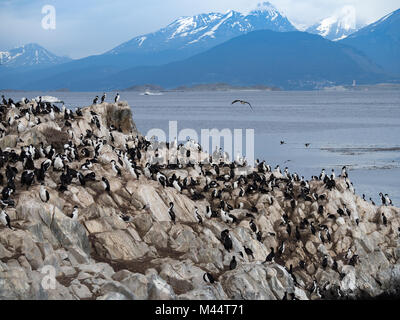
[0,97,399,300]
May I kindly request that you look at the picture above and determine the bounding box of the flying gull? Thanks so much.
[232,99,253,111]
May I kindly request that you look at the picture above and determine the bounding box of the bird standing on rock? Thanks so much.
[221,230,233,252]
[168,202,176,224]
[385,194,392,206]
[256,231,263,242]
[243,246,254,260]
[68,206,79,220]
[0,210,11,229]
[264,247,275,263]
[278,241,285,255]
[101,177,110,192]
[382,213,387,226]
[322,255,328,269]
[194,207,202,224]
[39,184,49,202]
[111,160,121,176]
[341,166,348,178]
[203,272,215,284]
[249,219,257,233]
[229,256,237,270]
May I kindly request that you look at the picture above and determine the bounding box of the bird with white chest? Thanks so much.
[69,206,79,220]
[205,206,213,219]
[111,160,121,176]
[168,202,176,223]
[144,163,152,179]
[221,208,233,223]
[341,166,348,178]
[194,207,203,224]
[0,210,11,229]
[53,154,64,171]
[39,184,50,203]
[172,178,182,193]
[101,177,110,192]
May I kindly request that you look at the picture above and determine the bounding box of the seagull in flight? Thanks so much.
[232,99,253,111]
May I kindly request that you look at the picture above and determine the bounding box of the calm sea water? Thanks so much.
[5,89,400,205]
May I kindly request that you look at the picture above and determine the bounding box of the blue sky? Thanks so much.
[0,0,399,59]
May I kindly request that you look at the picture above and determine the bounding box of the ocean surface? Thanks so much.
[5,89,400,205]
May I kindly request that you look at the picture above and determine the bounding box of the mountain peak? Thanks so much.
[306,5,358,41]
[107,5,296,56]
[251,1,280,15]
[0,43,71,68]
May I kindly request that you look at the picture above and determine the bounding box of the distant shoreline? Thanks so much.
[2,82,400,93]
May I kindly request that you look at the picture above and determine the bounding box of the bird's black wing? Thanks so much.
[245,101,254,110]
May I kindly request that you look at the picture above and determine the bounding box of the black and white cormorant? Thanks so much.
[39,184,50,202]
[0,210,12,229]
[203,272,215,284]
[102,177,110,192]
[168,202,176,224]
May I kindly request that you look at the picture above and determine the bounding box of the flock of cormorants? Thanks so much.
[0,93,396,299]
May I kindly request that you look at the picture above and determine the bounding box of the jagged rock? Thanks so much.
[0,268,32,299]
[60,266,76,277]
[112,271,149,299]
[147,273,176,300]
[143,223,170,249]
[99,280,137,300]
[220,264,285,300]
[92,230,151,261]
[77,262,115,279]
[69,279,92,299]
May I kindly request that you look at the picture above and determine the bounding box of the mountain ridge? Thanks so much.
[19,30,387,91]
[106,1,296,57]
[0,43,71,68]
[0,4,399,90]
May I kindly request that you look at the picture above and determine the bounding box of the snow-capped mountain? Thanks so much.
[0,43,71,68]
[107,2,296,55]
[306,6,359,41]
